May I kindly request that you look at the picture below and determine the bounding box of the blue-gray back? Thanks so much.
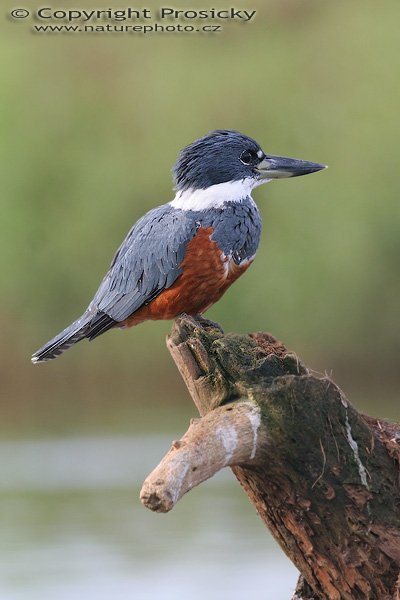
[91,198,261,322]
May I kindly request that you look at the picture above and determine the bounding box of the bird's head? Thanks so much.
[172,130,325,209]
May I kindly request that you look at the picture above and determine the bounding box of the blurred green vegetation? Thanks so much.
[1,0,399,436]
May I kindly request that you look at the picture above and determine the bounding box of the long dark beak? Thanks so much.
[256,155,327,179]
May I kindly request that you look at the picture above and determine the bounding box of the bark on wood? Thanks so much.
[140,315,400,600]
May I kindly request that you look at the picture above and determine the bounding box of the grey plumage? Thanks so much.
[193,199,261,263]
[32,206,197,362]
[92,205,198,321]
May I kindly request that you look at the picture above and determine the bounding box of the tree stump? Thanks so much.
[140,315,400,600]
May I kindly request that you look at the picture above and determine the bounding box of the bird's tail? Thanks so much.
[31,311,115,363]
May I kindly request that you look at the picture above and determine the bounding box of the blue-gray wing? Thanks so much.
[90,204,197,322]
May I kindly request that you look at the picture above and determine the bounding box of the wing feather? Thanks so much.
[90,205,197,322]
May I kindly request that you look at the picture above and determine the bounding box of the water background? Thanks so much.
[0,436,298,600]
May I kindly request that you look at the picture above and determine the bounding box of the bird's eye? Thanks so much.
[240,150,255,165]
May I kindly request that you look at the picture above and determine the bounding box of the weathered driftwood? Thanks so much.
[140,315,400,600]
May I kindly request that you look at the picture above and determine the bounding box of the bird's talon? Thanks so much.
[192,315,224,333]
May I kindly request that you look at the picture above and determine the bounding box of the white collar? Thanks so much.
[169,178,268,211]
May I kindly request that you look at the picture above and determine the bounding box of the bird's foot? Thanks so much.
[190,314,224,333]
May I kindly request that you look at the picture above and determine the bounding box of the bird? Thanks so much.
[31,129,325,363]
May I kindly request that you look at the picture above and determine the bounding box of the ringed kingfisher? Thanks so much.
[32,130,325,363]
